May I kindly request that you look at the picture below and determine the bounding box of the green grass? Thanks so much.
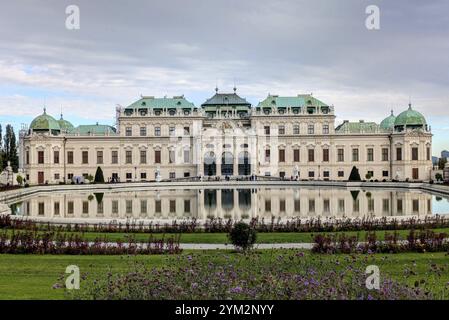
[0,251,448,300]
[5,227,449,244]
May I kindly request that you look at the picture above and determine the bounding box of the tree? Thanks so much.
[439,158,448,170]
[365,172,373,180]
[94,166,105,183]
[16,175,23,186]
[2,124,18,172]
[348,166,361,181]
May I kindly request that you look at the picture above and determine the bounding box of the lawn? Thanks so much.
[0,251,448,300]
[5,227,449,243]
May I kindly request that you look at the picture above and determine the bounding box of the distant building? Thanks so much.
[19,91,433,184]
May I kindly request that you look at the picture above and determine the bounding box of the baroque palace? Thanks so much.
[19,89,433,185]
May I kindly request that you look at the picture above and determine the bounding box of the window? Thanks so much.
[294,199,300,212]
[184,172,190,177]
[293,124,300,135]
[53,151,59,164]
[293,149,300,162]
[265,149,270,163]
[323,149,329,162]
[397,199,403,214]
[323,171,330,178]
[308,149,314,162]
[426,147,431,161]
[140,127,146,136]
[126,200,133,214]
[309,199,315,213]
[184,149,190,163]
[184,126,190,135]
[68,173,73,180]
[38,151,44,164]
[97,150,103,164]
[265,199,271,212]
[382,199,390,213]
[352,149,359,162]
[382,148,389,161]
[278,125,285,135]
[169,150,175,164]
[169,200,176,213]
[126,150,132,164]
[412,147,419,161]
[126,172,132,180]
[82,151,88,164]
[169,126,175,136]
[125,127,132,136]
[68,201,74,214]
[368,199,375,212]
[140,172,147,180]
[367,170,374,178]
[280,199,286,212]
[279,171,285,178]
[308,171,315,178]
[54,173,60,180]
[38,202,45,215]
[155,150,161,164]
[112,200,118,214]
[169,172,176,179]
[67,151,74,164]
[97,201,104,215]
[141,200,147,214]
[382,170,389,177]
[353,199,360,213]
[155,200,162,213]
[26,151,30,165]
[413,199,419,213]
[323,199,330,213]
[82,201,89,214]
[140,150,147,164]
[111,150,118,164]
[337,148,344,162]
[367,148,374,162]
[279,149,285,162]
[323,124,329,134]
[338,199,345,214]
[264,126,270,135]
[338,171,344,177]
[308,124,314,134]
[412,168,419,180]
[54,202,60,215]
[396,147,402,161]
[154,126,161,136]
[184,200,191,213]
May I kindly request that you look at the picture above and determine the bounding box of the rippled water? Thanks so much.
[7,186,449,223]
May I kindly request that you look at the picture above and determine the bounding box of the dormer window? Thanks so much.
[169,109,176,116]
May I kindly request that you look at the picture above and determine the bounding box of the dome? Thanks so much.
[58,114,74,131]
[30,109,61,132]
[380,110,396,130]
[394,104,427,128]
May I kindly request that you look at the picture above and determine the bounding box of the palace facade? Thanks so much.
[19,90,433,184]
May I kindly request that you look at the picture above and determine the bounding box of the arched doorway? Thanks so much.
[238,151,251,175]
[221,152,234,176]
[204,152,216,176]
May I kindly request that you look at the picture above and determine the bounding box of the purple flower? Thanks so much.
[230,286,243,294]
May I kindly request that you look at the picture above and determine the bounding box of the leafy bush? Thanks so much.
[228,222,257,250]
[16,175,23,186]
[348,166,361,181]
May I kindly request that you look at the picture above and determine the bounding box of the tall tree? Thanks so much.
[3,125,18,172]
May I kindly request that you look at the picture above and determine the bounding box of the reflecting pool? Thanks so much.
[7,186,449,223]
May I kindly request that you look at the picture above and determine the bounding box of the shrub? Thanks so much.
[94,167,105,183]
[228,222,257,251]
[348,166,361,181]
[16,175,23,186]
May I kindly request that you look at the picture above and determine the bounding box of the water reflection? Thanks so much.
[7,187,449,222]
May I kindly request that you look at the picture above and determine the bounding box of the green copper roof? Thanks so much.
[30,109,61,131]
[58,114,74,131]
[380,111,396,130]
[394,104,427,127]
[70,124,116,135]
[202,92,251,107]
[335,121,379,133]
[257,94,328,109]
[126,96,195,110]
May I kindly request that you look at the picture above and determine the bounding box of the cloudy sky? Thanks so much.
[0,0,448,155]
